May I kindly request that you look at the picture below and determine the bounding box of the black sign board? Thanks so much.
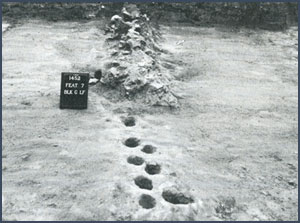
[60,72,89,109]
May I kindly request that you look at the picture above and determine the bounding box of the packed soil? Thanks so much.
[2,19,298,221]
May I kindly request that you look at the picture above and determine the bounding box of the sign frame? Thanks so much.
[60,72,89,109]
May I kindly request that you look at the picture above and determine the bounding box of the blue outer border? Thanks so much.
[297,3,300,223]
[1,0,299,3]
[0,2,2,221]
[1,0,299,222]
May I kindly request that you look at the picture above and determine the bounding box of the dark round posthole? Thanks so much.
[141,145,156,154]
[145,163,161,175]
[127,156,144,166]
[162,189,194,205]
[123,116,136,127]
[134,176,153,190]
[139,194,156,209]
[124,137,140,148]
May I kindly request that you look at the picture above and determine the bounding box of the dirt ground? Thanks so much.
[2,19,298,221]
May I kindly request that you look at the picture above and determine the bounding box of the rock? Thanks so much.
[148,80,165,90]
[122,10,134,22]
[104,62,120,69]
[146,83,179,107]
[134,24,142,33]
[111,15,122,22]
[126,39,140,50]
[114,20,132,36]
[21,153,31,161]
[109,67,119,76]
[122,51,131,55]
[21,101,32,106]
[215,196,236,219]
[111,50,118,56]
[145,49,153,55]
[47,203,57,208]
[119,41,132,51]
[127,27,141,38]
[101,67,128,87]
[124,77,146,94]
[89,78,99,85]
[111,61,120,67]
[122,4,140,21]
[288,181,297,187]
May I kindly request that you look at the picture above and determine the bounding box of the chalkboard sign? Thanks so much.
[60,72,89,109]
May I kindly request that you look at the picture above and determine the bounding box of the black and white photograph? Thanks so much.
[1,1,298,221]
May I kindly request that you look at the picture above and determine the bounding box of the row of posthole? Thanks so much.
[121,116,194,209]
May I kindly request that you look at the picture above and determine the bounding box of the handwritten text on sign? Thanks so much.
[60,72,89,109]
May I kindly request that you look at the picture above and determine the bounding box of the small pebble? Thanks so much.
[288,181,297,187]
[21,154,31,161]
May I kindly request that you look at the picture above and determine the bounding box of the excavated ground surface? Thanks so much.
[2,19,298,221]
